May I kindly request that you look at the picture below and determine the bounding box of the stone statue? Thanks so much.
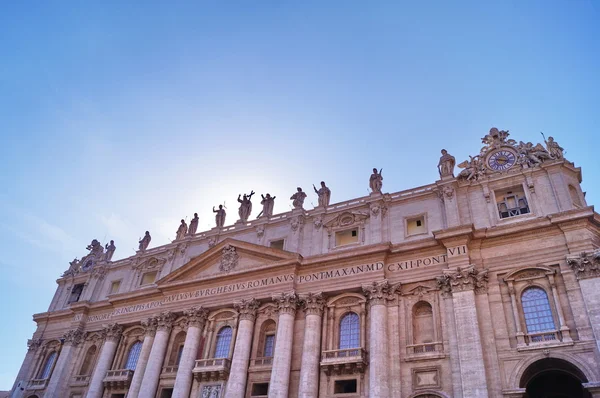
[545,136,564,159]
[258,193,276,218]
[138,231,151,251]
[213,205,226,228]
[313,181,331,207]
[369,168,383,194]
[86,239,104,257]
[188,213,199,236]
[104,240,116,262]
[516,141,551,167]
[290,187,307,210]
[237,191,255,223]
[63,258,81,276]
[458,155,485,182]
[438,149,456,178]
[175,219,188,240]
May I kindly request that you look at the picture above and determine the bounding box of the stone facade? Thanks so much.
[9,129,600,398]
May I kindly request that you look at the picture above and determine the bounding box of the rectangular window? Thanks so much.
[406,215,427,236]
[496,186,530,219]
[251,383,269,396]
[159,388,173,398]
[68,283,85,303]
[270,239,285,250]
[334,379,357,394]
[335,228,359,246]
[263,334,275,357]
[109,280,121,295]
[141,271,158,286]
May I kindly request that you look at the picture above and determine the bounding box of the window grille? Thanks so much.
[40,352,57,379]
[497,192,530,219]
[339,312,360,349]
[214,327,232,358]
[125,341,143,370]
[522,287,556,333]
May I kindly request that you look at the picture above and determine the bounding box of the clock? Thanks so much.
[487,149,516,171]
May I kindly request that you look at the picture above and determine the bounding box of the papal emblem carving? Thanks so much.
[219,245,239,272]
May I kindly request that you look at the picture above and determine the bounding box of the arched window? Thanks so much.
[413,301,434,344]
[258,320,276,358]
[522,287,556,333]
[39,352,57,379]
[79,345,97,375]
[214,327,232,358]
[167,331,186,366]
[339,312,360,349]
[125,341,143,370]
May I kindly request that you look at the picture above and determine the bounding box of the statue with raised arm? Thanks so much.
[138,231,151,251]
[313,181,331,207]
[104,240,116,261]
[545,136,564,159]
[369,168,383,193]
[438,149,456,178]
[213,205,226,228]
[258,193,276,218]
[237,191,255,222]
[290,187,307,209]
[175,219,188,240]
[86,239,104,257]
[188,213,199,236]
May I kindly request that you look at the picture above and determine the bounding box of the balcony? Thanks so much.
[320,348,368,376]
[250,357,273,370]
[192,358,231,382]
[71,375,91,387]
[161,365,179,379]
[103,369,134,389]
[405,342,445,361]
[27,378,49,390]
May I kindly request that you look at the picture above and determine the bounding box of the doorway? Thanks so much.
[520,358,591,398]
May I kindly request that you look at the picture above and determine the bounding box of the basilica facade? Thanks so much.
[10,129,600,398]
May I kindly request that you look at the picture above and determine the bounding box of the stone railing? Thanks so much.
[250,357,273,367]
[526,330,560,344]
[71,375,91,386]
[161,365,179,378]
[406,342,443,355]
[103,369,134,389]
[320,348,368,376]
[192,358,231,382]
[27,378,49,390]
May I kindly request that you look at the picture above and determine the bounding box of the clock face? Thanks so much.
[487,149,516,171]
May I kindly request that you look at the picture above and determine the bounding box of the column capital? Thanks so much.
[567,250,600,280]
[436,265,488,296]
[234,298,260,321]
[153,311,176,332]
[299,292,326,316]
[184,306,209,327]
[102,323,123,342]
[27,338,42,352]
[272,291,299,316]
[63,327,84,346]
[362,280,401,306]
[141,317,158,337]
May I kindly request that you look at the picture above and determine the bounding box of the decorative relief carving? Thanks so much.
[234,298,260,321]
[313,216,323,230]
[219,245,239,273]
[27,338,42,352]
[141,317,158,337]
[208,236,217,248]
[404,284,436,297]
[334,297,360,306]
[272,291,299,315]
[300,292,326,316]
[185,306,209,327]
[63,328,84,346]
[291,215,305,232]
[567,250,600,280]
[325,211,369,229]
[153,311,176,332]
[436,265,489,296]
[362,280,401,306]
[102,323,123,342]
[256,225,265,238]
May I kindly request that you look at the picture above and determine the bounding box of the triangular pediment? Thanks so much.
[158,238,300,285]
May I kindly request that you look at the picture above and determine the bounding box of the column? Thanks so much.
[567,251,600,353]
[226,298,260,398]
[86,324,123,398]
[127,318,157,398]
[436,266,489,398]
[362,280,399,398]
[138,312,175,398]
[269,291,298,398]
[297,293,325,398]
[172,307,208,398]
[45,328,84,397]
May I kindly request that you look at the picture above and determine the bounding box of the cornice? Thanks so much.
[432,224,475,241]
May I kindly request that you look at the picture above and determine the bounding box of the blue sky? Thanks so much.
[0,1,598,390]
